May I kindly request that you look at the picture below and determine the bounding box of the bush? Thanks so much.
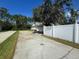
[26,24,32,29]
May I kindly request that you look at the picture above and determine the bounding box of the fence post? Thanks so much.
[43,26,45,35]
[74,20,79,43]
[52,25,53,37]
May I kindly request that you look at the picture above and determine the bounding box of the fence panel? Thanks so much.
[43,24,79,43]
[78,24,79,43]
[53,25,74,41]
[43,26,53,37]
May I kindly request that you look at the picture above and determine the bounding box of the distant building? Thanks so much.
[27,21,34,25]
[31,22,43,33]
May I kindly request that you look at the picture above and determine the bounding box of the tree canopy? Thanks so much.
[0,7,32,30]
[33,0,76,26]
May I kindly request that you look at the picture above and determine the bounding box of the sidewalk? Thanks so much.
[0,31,16,44]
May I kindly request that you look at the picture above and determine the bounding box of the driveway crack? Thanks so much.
[59,48,73,59]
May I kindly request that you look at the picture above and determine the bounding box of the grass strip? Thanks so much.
[0,31,19,59]
[43,35,79,49]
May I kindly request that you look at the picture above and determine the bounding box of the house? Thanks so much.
[31,22,43,33]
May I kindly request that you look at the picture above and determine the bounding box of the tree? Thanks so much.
[70,9,79,24]
[12,15,28,29]
[33,0,73,26]
[0,20,3,25]
[40,0,53,25]
[0,7,32,30]
[33,0,53,25]
[0,7,8,18]
[33,8,41,22]
[2,21,13,30]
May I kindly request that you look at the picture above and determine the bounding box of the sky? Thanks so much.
[0,0,79,17]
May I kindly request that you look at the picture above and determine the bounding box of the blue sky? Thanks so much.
[0,0,79,17]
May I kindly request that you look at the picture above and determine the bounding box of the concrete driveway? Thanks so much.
[13,31,79,59]
[0,31,16,44]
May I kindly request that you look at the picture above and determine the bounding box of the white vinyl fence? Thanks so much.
[43,23,79,44]
[78,25,79,42]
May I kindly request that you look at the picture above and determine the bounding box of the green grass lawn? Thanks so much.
[44,35,79,49]
[0,31,19,59]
